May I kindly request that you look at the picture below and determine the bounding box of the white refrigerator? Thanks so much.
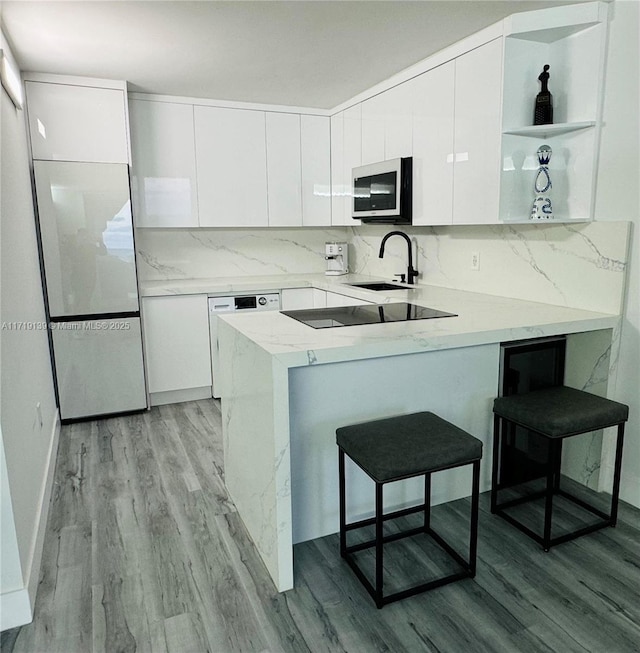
[33,161,147,421]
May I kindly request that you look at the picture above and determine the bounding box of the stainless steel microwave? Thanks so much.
[352,157,412,224]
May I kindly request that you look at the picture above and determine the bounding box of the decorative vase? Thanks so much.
[530,145,553,220]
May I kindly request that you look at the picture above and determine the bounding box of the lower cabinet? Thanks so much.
[142,295,212,404]
[325,291,371,307]
[281,288,372,310]
[281,287,327,310]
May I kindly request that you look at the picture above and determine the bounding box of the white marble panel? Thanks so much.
[135,227,349,281]
[218,319,293,591]
[563,329,614,490]
[349,221,630,314]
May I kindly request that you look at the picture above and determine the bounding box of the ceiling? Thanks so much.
[2,1,580,109]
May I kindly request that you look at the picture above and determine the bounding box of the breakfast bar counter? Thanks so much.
[216,281,620,592]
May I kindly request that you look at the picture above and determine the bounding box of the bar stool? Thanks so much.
[491,386,628,551]
[336,411,482,608]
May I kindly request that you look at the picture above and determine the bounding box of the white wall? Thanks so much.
[0,34,59,628]
[593,0,640,506]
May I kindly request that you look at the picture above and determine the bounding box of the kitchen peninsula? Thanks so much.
[215,277,620,592]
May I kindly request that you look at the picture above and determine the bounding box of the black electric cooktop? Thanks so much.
[280,302,457,329]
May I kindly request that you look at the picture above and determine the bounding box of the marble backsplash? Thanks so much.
[349,221,631,314]
[135,221,630,315]
[135,227,349,281]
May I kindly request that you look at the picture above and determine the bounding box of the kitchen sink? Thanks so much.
[347,282,409,291]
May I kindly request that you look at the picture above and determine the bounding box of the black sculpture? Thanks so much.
[534,64,553,125]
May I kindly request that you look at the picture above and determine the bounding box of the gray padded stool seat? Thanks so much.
[336,411,482,608]
[491,386,628,551]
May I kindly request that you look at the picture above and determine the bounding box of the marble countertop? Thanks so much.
[140,273,393,297]
[160,273,620,368]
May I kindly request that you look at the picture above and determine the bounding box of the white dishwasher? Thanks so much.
[208,292,280,398]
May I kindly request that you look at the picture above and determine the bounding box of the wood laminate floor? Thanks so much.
[2,400,639,653]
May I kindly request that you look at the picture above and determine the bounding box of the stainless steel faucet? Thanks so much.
[379,231,419,284]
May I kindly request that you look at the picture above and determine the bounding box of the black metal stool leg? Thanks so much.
[469,460,480,576]
[491,415,501,513]
[424,472,431,531]
[375,482,384,608]
[543,439,560,551]
[553,439,563,492]
[610,424,626,526]
[339,448,346,557]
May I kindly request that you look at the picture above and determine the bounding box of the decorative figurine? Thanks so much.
[534,64,553,125]
[530,145,553,220]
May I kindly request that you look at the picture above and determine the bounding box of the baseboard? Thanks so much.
[149,386,212,406]
[25,409,61,613]
[0,588,31,631]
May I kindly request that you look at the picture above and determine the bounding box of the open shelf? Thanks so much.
[498,3,608,224]
[503,121,596,138]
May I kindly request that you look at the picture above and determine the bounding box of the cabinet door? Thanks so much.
[330,112,345,225]
[25,81,128,163]
[361,95,386,165]
[301,115,331,226]
[281,288,314,310]
[412,62,455,226]
[142,295,212,394]
[362,84,413,165]
[325,292,371,307]
[195,106,268,227]
[341,105,362,226]
[453,39,503,224]
[383,82,413,160]
[129,100,199,227]
[312,288,327,308]
[266,113,302,226]
[331,105,362,226]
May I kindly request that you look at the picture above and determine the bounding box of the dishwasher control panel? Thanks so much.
[208,293,281,314]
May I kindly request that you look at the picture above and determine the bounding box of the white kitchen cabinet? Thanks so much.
[195,106,268,227]
[361,95,385,166]
[25,81,129,164]
[266,112,302,226]
[129,99,199,228]
[330,112,345,225]
[361,83,413,165]
[283,288,372,309]
[301,115,331,226]
[452,38,503,224]
[281,287,328,310]
[142,295,212,399]
[331,105,362,226]
[411,62,455,226]
[325,291,371,307]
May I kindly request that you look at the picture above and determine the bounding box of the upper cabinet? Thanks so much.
[266,113,332,227]
[130,99,330,228]
[451,38,503,224]
[129,99,199,228]
[266,112,302,227]
[123,2,608,229]
[195,106,269,227]
[331,104,362,226]
[411,62,455,226]
[25,81,129,164]
[499,2,608,222]
[361,82,413,165]
[300,115,331,226]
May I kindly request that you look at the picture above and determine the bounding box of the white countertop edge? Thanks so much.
[266,316,620,368]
